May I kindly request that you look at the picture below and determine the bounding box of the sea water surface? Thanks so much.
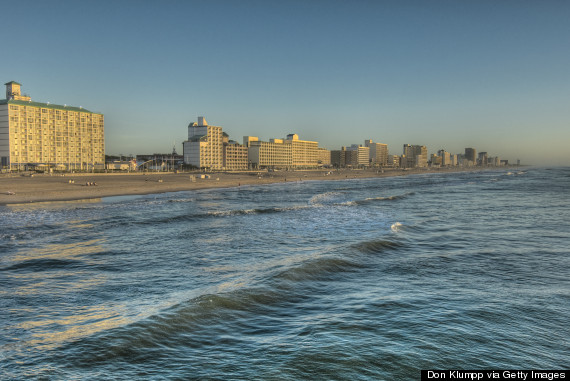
[1,167,569,380]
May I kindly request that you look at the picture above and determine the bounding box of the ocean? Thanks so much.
[1,167,568,380]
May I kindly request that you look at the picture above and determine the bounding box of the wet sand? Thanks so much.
[0,167,487,205]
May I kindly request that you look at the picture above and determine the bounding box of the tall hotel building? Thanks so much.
[285,134,319,168]
[0,81,104,171]
[183,117,223,170]
[183,117,248,170]
[365,140,388,166]
[402,144,428,168]
[464,148,477,166]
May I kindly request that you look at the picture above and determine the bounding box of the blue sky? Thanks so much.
[3,0,569,165]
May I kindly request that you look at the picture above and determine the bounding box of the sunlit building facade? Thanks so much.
[365,140,388,166]
[223,133,248,171]
[245,136,292,169]
[183,117,223,170]
[402,144,427,168]
[285,134,319,168]
[0,81,104,171]
[317,147,331,166]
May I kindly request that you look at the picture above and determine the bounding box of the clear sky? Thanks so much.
[3,0,569,165]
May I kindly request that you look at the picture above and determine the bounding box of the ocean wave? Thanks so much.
[1,258,85,272]
[274,256,364,282]
[355,192,415,205]
[54,252,368,367]
[207,205,309,217]
[352,238,403,254]
[308,191,347,205]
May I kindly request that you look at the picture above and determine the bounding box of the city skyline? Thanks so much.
[2,1,569,166]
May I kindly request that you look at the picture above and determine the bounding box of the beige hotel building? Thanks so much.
[0,81,104,171]
[244,133,323,169]
[184,117,249,171]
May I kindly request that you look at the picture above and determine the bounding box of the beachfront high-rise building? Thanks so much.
[346,144,370,167]
[478,152,488,166]
[0,81,104,171]
[365,140,388,167]
[331,147,347,168]
[465,148,477,166]
[402,144,428,168]
[245,133,320,169]
[450,154,458,166]
[285,134,319,168]
[437,149,451,166]
[245,136,292,169]
[183,117,223,170]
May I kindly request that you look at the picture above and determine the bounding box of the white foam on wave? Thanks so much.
[308,191,345,205]
[391,222,403,232]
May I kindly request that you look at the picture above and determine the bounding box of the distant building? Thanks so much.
[403,144,427,168]
[0,81,105,171]
[365,139,388,166]
[489,156,501,166]
[347,144,370,167]
[465,148,477,165]
[430,154,442,167]
[331,147,347,168]
[387,154,400,167]
[437,149,451,166]
[478,152,488,166]
[450,154,458,166]
[317,147,331,166]
[183,117,223,170]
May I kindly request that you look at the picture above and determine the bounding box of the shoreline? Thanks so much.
[0,167,513,206]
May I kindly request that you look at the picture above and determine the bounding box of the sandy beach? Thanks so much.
[0,167,491,205]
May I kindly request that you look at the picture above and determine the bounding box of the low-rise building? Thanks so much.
[223,137,248,171]
[106,160,137,171]
[317,147,331,166]
[387,154,400,167]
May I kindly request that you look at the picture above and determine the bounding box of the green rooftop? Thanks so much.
[0,98,101,114]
